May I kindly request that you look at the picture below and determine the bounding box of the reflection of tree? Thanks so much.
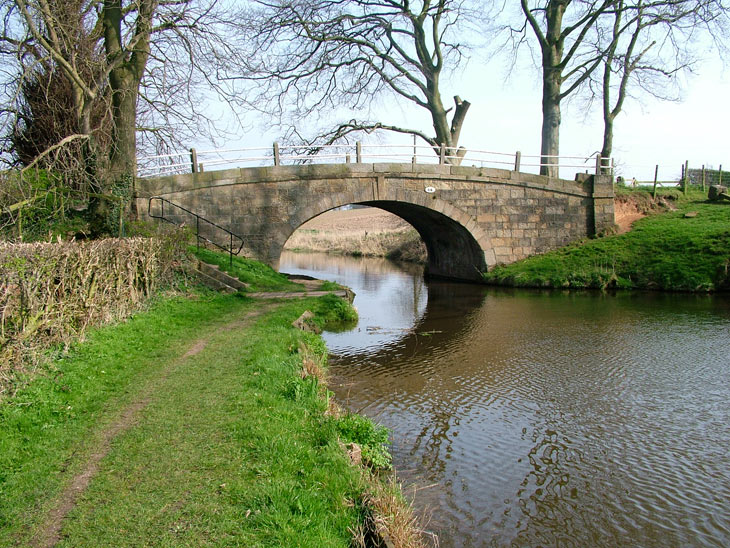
[412,274,423,319]
[408,400,460,482]
[511,423,589,548]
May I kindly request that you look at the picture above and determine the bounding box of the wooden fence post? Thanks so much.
[439,143,446,165]
[514,151,521,172]
[652,164,658,199]
[190,148,198,173]
[719,164,723,186]
[273,142,280,166]
[702,165,706,191]
[356,142,362,163]
[682,160,688,195]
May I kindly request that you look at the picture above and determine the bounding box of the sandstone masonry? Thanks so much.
[136,163,615,281]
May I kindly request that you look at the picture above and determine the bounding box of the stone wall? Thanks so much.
[136,163,614,281]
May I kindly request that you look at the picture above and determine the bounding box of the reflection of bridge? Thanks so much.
[136,161,614,281]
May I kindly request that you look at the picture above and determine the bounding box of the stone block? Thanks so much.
[709,184,728,200]
[407,163,450,176]
[371,163,414,174]
[464,218,478,233]
[479,166,513,180]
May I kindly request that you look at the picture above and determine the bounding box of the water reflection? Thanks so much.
[280,252,730,548]
[281,252,427,352]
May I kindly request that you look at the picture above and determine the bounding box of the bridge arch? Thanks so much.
[281,192,493,280]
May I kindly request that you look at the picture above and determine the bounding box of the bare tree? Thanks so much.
[0,0,158,231]
[515,0,619,177]
[592,0,727,167]
[0,0,252,234]
[512,0,728,177]
[230,0,476,161]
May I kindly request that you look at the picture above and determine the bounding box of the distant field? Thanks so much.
[295,207,411,233]
[285,207,426,262]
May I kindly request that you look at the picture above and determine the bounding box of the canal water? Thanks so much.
[280,251,730,548]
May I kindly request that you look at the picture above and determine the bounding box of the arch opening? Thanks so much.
[283,205,425,262]
[280,201,487,282]
[362,201,487,281]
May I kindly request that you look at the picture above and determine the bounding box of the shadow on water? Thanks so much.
[280,251,730,548]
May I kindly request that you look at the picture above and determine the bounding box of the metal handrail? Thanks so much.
[148,196,244,267]
[137,142,613,178]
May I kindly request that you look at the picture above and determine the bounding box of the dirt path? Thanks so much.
[32,304,275,548]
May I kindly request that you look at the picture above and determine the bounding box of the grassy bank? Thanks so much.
[484,190,730,292]
[192,247,306,292]
[0,251,422,546]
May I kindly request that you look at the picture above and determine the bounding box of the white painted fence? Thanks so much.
[137,142,611,179]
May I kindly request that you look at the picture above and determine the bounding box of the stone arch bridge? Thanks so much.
[135,163,614,281]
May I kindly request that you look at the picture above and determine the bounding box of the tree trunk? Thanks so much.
[108,72,139,183]
[537,0,566,178]
[79,101,110,236]
[600,114,614,174]
[427,92,470,164]
[98,0,155,231]
[540,67,562,178]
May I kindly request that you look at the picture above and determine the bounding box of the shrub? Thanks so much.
[0,232,190,397]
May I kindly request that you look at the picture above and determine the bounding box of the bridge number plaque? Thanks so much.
[424,186,436,194]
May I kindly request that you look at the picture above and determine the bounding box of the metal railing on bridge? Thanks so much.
[138,142,612,179]
[148,196,244,267]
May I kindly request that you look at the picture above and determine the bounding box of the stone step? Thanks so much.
[194,261,355,301]
[193,268,238,294]
[247,289,354,301]
[197,261,249,290]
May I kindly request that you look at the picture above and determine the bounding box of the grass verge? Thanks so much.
[192,247,305,292]
[484,191,730,292]
[0,290,403,546]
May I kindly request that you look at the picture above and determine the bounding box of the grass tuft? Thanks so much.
[335,413,392,470]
